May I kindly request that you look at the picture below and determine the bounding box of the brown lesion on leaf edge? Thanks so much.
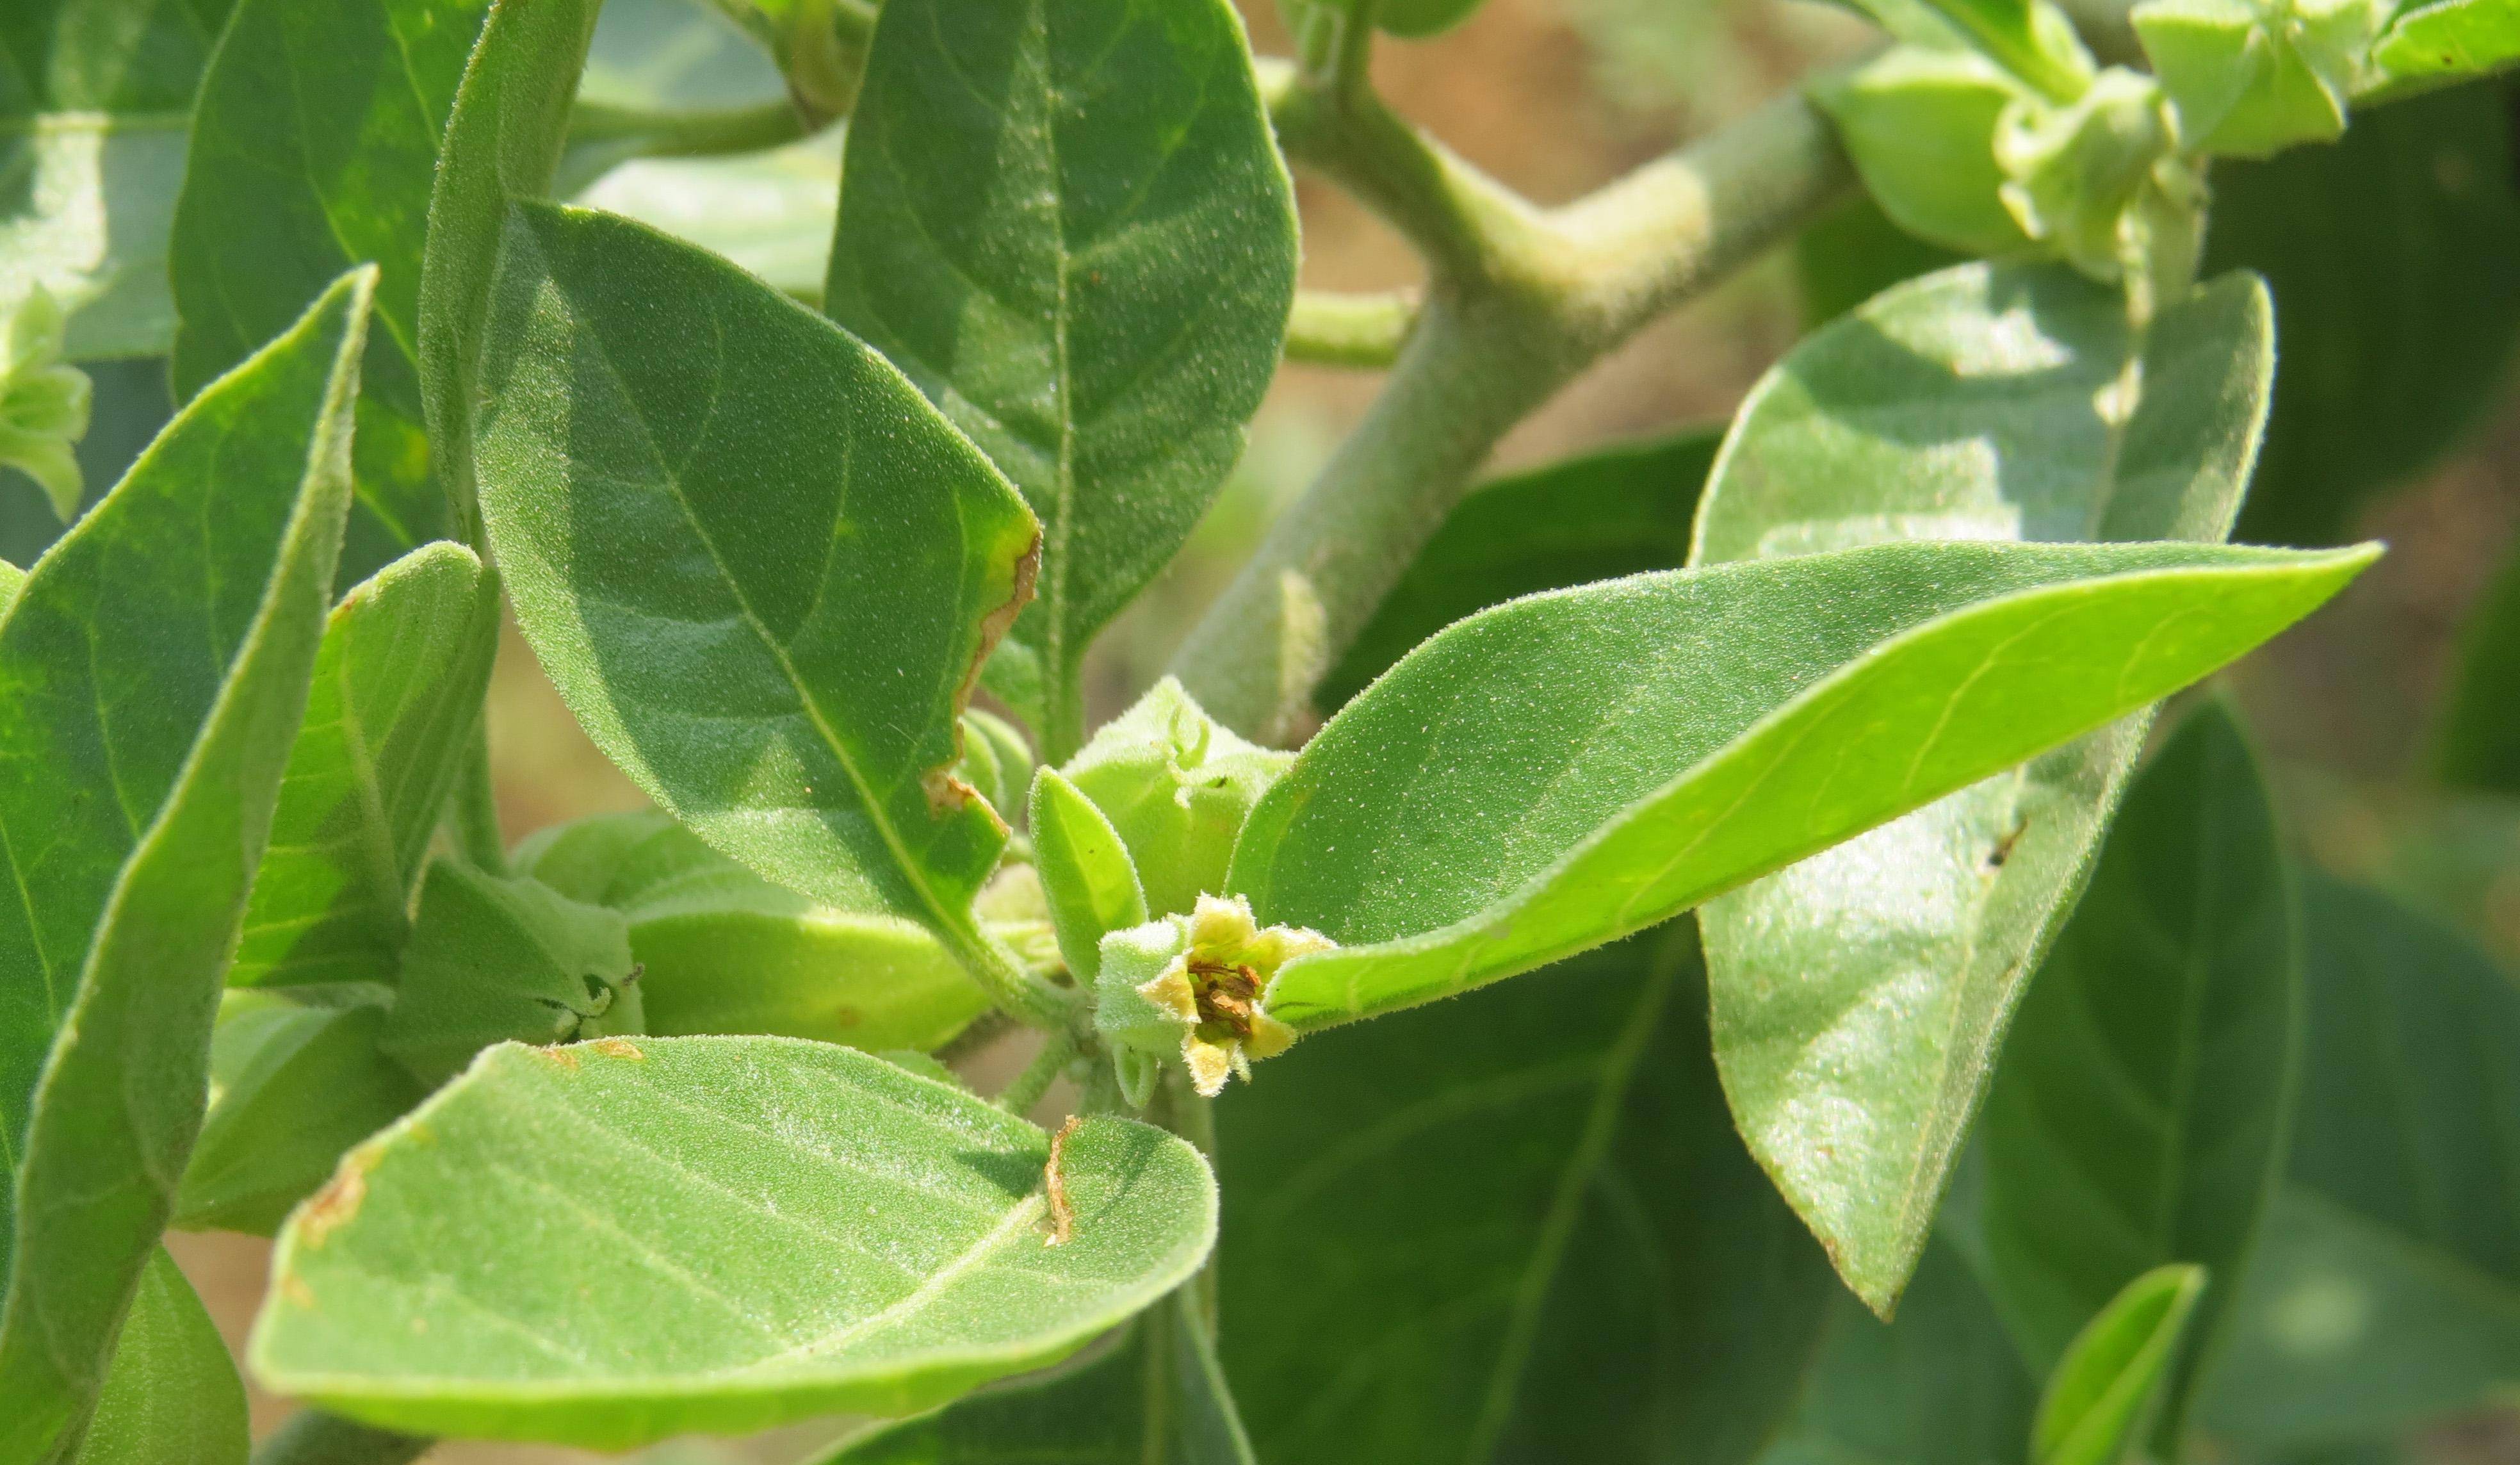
[923,529,1041,820]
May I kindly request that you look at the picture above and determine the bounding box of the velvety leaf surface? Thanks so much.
[1231,539,2368,1031]
[231,542,500,989]
[1686,264,2275,1314]
[476,202,1038,940]
[2434,512,2520,795]
[2031,1264,2205,1465]
[175,987,425,1237]
[1065,679,1288,920]
[0,0,232,359]
[1755,1238,2038,1465]
[824,0,1297,739]
[1030,769,1148,986]
[2206,85,2520,548]
[1320,426,1719,712]
[70,1248,248,1465]
[2200,878,2520,1444]
[418,0,599,539]
[1217,926,1835,1465]
[0,270,366,1457]
[827,1289,1255,1465]
[170,0,490,579]
[517,811,997,1052]
[1971,701,2295,1446]
[252,1036,1218,1448]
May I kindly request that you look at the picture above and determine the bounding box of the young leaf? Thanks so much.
[251,1036,1219,1448]
[0,0,224,360]
[1686,263,2276,1315]
[175,988,425,1237]
[418,0,601,539]
[824,0,1298,744]
[0,269,368,1459]
[1968,701,2296,1451]
[1230,539,2371,1032]
[2207,85,2520,548]
[2435,535,2520,794]
[70,1248,249,1465]
[380,860,640,1086]
[957,711,1037,823]
[1031,769,1150,986]
[2030,1264,2207,1465]
[170,0,491,580]
[2371,0,2520,83]
[1322,426,1720,712]
[825,1288,1256,1465]
[1217,925,1835,1465]
[476,202,1038,947]
[1758,1239,2038,1465]
[1066,679,1290,920]
[516,812,996,1052]
[229,542,501,988]
[2200,878,2520,1444]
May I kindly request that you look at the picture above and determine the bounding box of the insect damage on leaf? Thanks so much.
[1043,1115,1082,1247]
[298,1143,383,1249]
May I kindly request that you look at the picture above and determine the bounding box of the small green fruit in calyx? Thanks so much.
[1094,894,1329,1104]
[2133,0,2383,157]
[1062,678,1293,919]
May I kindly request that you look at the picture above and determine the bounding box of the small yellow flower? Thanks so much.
[1094,894,1330,1102]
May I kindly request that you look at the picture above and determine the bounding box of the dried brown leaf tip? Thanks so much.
[1043,1115,1082,1247]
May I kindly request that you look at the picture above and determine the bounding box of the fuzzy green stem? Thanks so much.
[453,724,508,876]
[1173,88,1851,739]
[996,1028,1080,1116]
[251,1412,432,1465]
[1287,290,1417,368]
[942,918,1081,1034]
[565,97,810,160]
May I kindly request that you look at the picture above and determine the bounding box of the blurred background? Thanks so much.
[4,0,2516,1455]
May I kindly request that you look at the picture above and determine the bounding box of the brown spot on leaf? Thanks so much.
[922,531,1041,822]
[1043,1115,1082,1247]
[589,1038,645,1060]
[539,1045,581,1071]
[299,1147,379,1249]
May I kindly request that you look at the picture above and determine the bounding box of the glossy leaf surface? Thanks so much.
[1322,427,1719,710]
[231,542,501,989]
[516,812,995,1052]
[476,203,1037,937]
[70,1248,248,1465]
[828,1289,1255,1465]
[1686,264,2275,1314]
[2031,1264,2205,1465]
[1230,539,2368,1032]
[170,0,489,580]
[0,270,366,1457]
[252,1036,1218,1448]
[175,988,425,1237]
[2200,878,2520,1443]
[1971,701,2295,1446]
[1218,926,1835,1465]
[824,0,1297,725]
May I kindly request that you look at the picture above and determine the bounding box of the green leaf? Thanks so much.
[0,0,233,360]
[1230,539,2369,1033]
[1792,197,1965,330]
[1967,702,2296,1448]
[477,202,1038,956]
[1686,264,2276,1314]
[0,268,368,1459]
[1855,0,2095,99]
[2207,83,2520,548]
[418,0,600,541]
[955,711,1036,824]
[1217,924,1836,1465]
[380,859,640,1086]
[2200,878,2520,1444]
[2031,1264,2207,1465]
[514,811,996,1051]
[2373,0,2520,82]
[1757,1237,2038,1465]
[825,1288,1256,1465]
[230,542,501,989]
[1321,426,1720,712]
[2436,535,2520,794]
[251,1035,1219,1449]
[70,1248,248,1465]
[1813,47,2038,258]
[175,987,425,1237]
[1066,678,1290,920]
[170,0,489,582]
[1376,0,1492,38]
[1030,769,1148,986]
[823,0,1297,744]
[2131,0,2378,158]
[575,128,843,300]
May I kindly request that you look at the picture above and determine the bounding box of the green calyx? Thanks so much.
[1062,677,1294,919]
[1814,47,2041,258]
[2134,0,2385,157]
[1093,894,1329,1105]
[0,288,92,521]
[1996,69,2206,309]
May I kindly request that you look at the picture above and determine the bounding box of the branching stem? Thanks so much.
[1287,290,1419,368]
